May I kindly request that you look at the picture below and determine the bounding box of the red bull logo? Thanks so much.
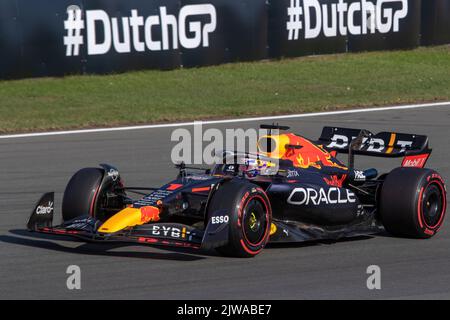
[323,175,347,188]
[258,133,347,170]
[140,206,161,223]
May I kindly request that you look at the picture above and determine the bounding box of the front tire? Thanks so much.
[208,179,272,258]
[62,168,104,222]
[380,167,447,238]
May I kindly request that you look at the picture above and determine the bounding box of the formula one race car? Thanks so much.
[27,124,447,257]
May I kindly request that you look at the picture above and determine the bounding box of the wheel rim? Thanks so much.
[243,198,267,246]
[421,183,444,228]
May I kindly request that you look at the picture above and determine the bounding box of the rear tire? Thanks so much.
[380,167,447,238]
[62,168,104,222]
[208,179,272,258]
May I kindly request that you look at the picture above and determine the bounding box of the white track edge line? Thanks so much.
[1,101,449,139]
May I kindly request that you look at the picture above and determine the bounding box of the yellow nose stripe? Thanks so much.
[98,207,157,234]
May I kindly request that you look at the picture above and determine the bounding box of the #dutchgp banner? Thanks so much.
[268,0,421,58]
[0,0,446,79]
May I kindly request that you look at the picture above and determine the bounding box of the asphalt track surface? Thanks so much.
[1,105,450,299]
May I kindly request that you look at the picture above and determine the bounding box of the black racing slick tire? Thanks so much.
[62,168,104,222]
[380,167,447,238]
[208,179,272,258]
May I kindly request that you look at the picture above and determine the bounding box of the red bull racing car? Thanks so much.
[27,125,447,257]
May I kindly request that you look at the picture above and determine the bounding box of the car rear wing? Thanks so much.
[317,127,432,168]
